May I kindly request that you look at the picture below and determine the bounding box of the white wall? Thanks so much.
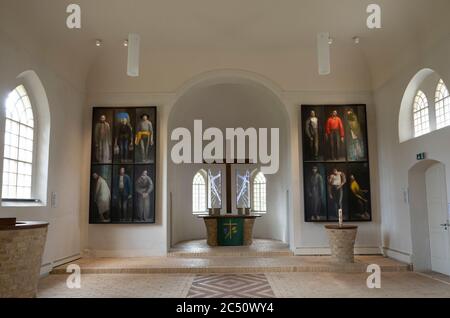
[0,30,85,272]
[83,66,381,255]
[81,28,382,254]
[374,38,450,263]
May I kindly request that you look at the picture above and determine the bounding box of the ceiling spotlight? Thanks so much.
[328,37,333,45]
[353,36,360,44]
[123,40,128,47]
[95,39,102,47]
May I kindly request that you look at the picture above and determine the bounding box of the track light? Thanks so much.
[95,39,102,47]
[123,40,128,47]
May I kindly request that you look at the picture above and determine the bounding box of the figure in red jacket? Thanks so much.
[325,110,345,160]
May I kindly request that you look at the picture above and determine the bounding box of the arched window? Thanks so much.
[252,172,266,212]
[413,90,430,137]
[435,79,450,129]
[2,85,35,200]
[192,170,207,213]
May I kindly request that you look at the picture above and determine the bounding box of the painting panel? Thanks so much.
[113,109,135,164]
[91,109,113,164]
[325,163,349,221]
[347,163,372,221]
[344,106,368,161]
[134,164,156,223]
[301,106,326,162]
[303,163,327,221]
[135,108,157,164]
[323,108,347,162]
[89,165,112,223]
[111,165,134,222]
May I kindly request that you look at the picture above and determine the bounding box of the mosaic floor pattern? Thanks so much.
[187,274,275,298]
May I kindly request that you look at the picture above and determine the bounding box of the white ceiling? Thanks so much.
[1,0,449,89]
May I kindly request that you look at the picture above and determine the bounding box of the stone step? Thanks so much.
[51,255,411,274]
[168,239,293,257]
[167,250,294,257]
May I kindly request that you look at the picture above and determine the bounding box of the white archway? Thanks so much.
[165,69,292,247]
[167,69,289,120]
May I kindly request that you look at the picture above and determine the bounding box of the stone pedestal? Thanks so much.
[243,218,256,246]
[204,218,218,246]
[325,225,358,263]
[0,220,49,298]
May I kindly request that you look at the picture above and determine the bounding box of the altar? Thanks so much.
[197,157,264,246]
[198,214,261,246]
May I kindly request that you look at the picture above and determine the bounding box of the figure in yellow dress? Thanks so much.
[349,174,370,220]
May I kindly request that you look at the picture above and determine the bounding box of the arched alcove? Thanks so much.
[166,71,291,246]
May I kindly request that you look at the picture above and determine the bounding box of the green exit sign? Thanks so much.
[416,152,426,160]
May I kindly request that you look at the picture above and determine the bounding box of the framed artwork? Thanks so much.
[89,107,157,224]
[301,105,371,222]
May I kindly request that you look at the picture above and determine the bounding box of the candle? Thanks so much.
[338,209,343,227]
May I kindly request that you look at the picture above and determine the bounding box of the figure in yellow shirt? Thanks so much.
[135,114,154,162]
[349,175,370,220]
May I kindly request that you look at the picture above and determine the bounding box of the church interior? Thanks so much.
[1,0,450,299]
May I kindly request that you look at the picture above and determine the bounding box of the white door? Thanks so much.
[425,163,450,276]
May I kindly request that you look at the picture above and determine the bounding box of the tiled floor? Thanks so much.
[38,272,450,298]
[38,240,450,298]
[38,274,194,298]
[267,272,450,298]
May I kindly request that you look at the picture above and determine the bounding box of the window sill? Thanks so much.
[1,201,46,208]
